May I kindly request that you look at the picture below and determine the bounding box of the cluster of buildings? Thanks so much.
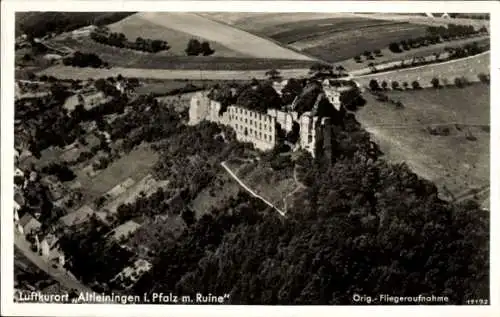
[189,78,357,156]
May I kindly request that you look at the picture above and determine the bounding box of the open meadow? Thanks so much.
[37,65,312,80]
[341,36,489,72]
[224,159,299,211]
[355,51,490,87]
[357,83,490,200]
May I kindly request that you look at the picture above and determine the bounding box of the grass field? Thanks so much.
[108,14,246,57]
[70,145,159,207]
[341,36,489,72]
[355,51,490,87]
[190,171,242,218]
[226,160,298,211]
[110,12,314,61]
[20,133,101,170]
[51,36,317,71]
[38,65,312,80]
[357,84,489,199]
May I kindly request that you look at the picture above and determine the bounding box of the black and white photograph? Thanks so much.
[1,1,497,316]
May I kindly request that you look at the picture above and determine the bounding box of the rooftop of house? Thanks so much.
[19,213,41,231]
[110,220,142,242]
[41,233,59,248]
[59,205,95,227]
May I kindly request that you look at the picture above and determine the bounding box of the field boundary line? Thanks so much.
[221,161,286,217]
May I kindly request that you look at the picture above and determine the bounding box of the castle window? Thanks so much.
[245,118,247,123]
[259,114,262,120]
[264,134,267,141]
[308,135,313,143]
[259,123,262,129]
[250,120,253,125]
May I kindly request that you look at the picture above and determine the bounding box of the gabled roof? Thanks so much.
[109,220,142,242]
[59,205,94,227]
[19,213,41,232]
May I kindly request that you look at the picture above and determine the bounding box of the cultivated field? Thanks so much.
[199,12,348,32]
[103,174,169,214]
[355,51,490,87]
[112,12,314,61]
[108,14,246,57]
[298,22,428,63]
[341,36,490,72]
[38,65,312,80]
[357,84,490,200]
[69,145,159,207]
[351,13,490,30]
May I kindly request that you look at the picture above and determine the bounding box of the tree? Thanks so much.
[454,77,468,88]
[411,80,421,90]
[431,77,440,88]
[265,69,282,81]
[309,63,333,75]
[388,42,402,53]
[335,65,346,77]
[200,41,215,56]
[391,81,400,90]
[477,73,490,84]
[373,49,382,56]
[369,79,380,91]
[381,81,388,90]
[402,82,409,90]
[185,39,202,56]
[367,63,377,73]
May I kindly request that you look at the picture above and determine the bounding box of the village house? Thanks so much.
[108,220,142,244]
[110,258,153,289]
[35,233,66,267]
[59,205,95,227]
[17,213,41,235]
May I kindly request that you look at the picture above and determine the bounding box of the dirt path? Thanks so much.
[221,161,286,217]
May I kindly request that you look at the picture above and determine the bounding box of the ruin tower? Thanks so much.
[299,112,318,157]
[188,92,210,125]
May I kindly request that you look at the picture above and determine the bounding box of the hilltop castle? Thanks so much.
[189,78,358,157]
